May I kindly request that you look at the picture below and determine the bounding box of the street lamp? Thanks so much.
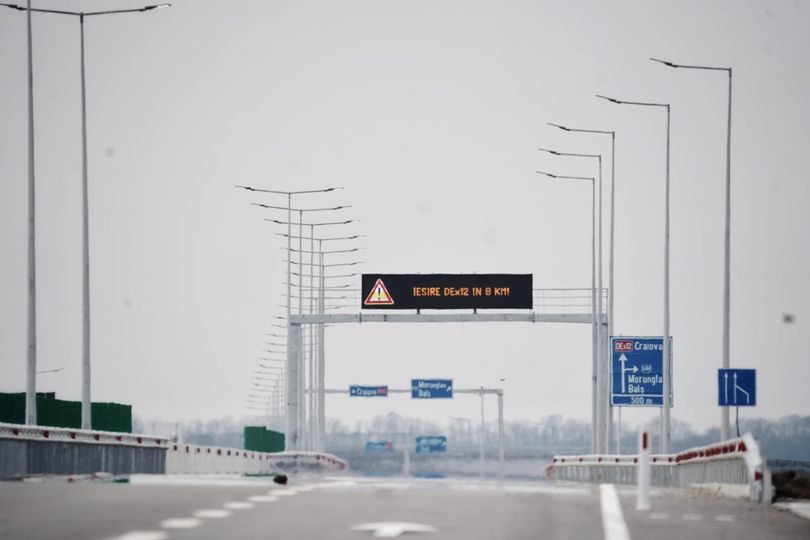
[537,169,598,452]
[548,122,617,451]
[2,1,171,429]
[539,146,607,452]
[597,93,672,453]
[650,57,733,442]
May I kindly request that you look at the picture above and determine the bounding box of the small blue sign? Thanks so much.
[350,385,388,397]
[611,337,673,407]
[718,369,756,407]
[411,379,453,399]
[365,441,394,452]
[415,435,447,454]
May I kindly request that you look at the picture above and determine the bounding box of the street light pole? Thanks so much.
[539,147,606,452]
[548,123,617,452]
[597,94,672,453]
[2,2,171,429]
[536,170,597,452]
[650,57,733,442]
[25,0,37,426]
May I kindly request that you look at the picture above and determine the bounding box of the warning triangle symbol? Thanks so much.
[364,278,395,306]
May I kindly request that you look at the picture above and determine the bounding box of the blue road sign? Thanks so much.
[365,441,394,452]
[718,369,756,407]
[349,385,389,397]
[415,435,447,454]
[411,379,453,399]
[611,336,673,407]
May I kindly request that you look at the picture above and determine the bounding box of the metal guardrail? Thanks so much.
[0,422,348,478]
[548,433,772,503]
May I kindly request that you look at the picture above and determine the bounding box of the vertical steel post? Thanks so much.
[662,105,672,454]
[25,0,37,426]
[721,70,733,442]
[497,391,504,477]
[596,155,606,453]
[286,323,300,450]
[590,178,598,454]
[308,224,315,449]
[317,242,326,451]
[79,13,92,430]
[479,386,485,477]
[608,133,616,450]
[297,210,305,449]
[285,194,292,441]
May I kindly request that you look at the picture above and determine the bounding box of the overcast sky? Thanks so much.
[1,0,808,433]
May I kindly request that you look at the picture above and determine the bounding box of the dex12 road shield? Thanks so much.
[361,274,533,310]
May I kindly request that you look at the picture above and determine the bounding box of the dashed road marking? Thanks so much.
[248,495,279,503]
[270,489,298,496]
[683,514,704,521]
[224,501,255,510]
[194,509,232,519]
[649,513,670,520]
[107,532,169,540]
[714,515,736,522]
[351,522,437,537]
[160,518,201,529]
[600,484,631,540]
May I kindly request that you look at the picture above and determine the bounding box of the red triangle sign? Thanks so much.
[364,278,395,306]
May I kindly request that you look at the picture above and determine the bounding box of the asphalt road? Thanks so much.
[0,475,808,540]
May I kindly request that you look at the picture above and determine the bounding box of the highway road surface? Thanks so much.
[0,475,808,540]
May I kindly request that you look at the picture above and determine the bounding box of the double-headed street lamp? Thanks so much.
[597,94,672,453]
[650,57,734,442]
[536,169,598,453]
[2,2,171,428]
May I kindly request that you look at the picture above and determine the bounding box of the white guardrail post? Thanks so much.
[636,430,651,511]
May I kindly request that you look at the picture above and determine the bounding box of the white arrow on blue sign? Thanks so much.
[411,379,453,399]
[718,369,756,407]
[610,336,673,407]
[415,435,447,453]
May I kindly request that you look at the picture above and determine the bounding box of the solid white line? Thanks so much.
[224,501,255,510]
[600,484,631,540]
[160,518,201,529]
[107,532,169,540]
[194,509,232,519]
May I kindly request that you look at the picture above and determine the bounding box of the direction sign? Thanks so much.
[718,369,756,407]
[611,337,673,407]
[415,435,447,454]
[411,379,453,399]
[349,385,389,397]
[361,274,533,310]
[365,441,394,452]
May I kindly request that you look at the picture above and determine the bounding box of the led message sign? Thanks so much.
[361,274,532,310]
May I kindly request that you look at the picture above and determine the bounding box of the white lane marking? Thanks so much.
[600,484,631,540]
[714,515,736,522]
[223,501,255,510]
[194,509,232,519]
[351,522,437,538]
[683,514,704,521]
[649,513,669,520]
[160,518,201,529]
[248,495,279,503]
[269,489,298,496]
[107,532,169,540]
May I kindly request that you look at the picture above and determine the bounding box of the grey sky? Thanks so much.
[1,0,808,431]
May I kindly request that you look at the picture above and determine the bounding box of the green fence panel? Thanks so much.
[244,426,285,453]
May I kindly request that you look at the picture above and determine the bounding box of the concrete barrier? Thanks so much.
[165,445,348,475]
[548,432,772,503]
